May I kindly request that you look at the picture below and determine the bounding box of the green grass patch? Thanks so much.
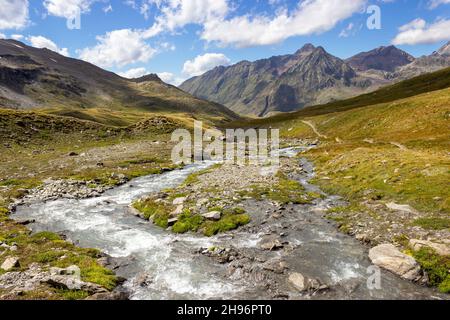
[172,211,205,234]
[133,198,170,220]
[411,247,450,293]
[59,290,89,300]
[203,214,251,237]
[413,217,450,230]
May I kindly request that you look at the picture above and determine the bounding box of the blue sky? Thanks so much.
[1,0,450,85]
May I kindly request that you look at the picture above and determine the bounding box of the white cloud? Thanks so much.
[201,0,366,47]
[0,0,29,30]
[428,0,450,9]
[119,67,148,78]
[392,18,450,45]
[11,34,24,40]
[157,72,174,82]
[143,0,229,38]
[157,72,185,85]
[182,53,230,77]
[0,33,5,39]
[78,29,156,68]
[43,0,95,19]
[118,68,184,85]
[28,35,70,56]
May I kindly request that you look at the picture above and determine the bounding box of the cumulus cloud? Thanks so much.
[0,33,5,39]
[182,53,230,77]
[11,34,24,40]
[142,0,229,38]
[118,68,184,85]
[0,0,29,30]
[157,72,185,86]
[118,67,148,78]
[392,18,450,45]
[28,35,70,56]
[142,0,365,47]
[78,29,156,68]
[201,0,366,47]
[43,0,95,18]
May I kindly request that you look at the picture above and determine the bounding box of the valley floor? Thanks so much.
[0,85,449,298]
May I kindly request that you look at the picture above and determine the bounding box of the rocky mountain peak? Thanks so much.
[437,41,450,56]
[295,43,316,55]
[346,45,414,72]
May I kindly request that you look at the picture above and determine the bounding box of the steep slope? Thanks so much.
[181,44,381,117]
[0,39,238,124]
[346,46,415,72]
[181,43,450,117]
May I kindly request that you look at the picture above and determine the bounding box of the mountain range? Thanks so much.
[180,42,450,117]
[0,39,237,124]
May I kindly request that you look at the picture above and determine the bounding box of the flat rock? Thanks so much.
[202,211,221,221]
[409,239,450,256]
[1,257,20,271]
[385,202,416,214]
[369,244,421,281]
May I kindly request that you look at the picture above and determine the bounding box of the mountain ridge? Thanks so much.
[0,39,238,124]
[180,42,450,117]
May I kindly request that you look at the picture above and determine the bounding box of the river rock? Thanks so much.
[1,257,20,271]
[409,239,450,256]
[44,275,107,294]
[202,211,221,221]
[369,244,421,281]
[260,238,284,251]
[288,273,307,291]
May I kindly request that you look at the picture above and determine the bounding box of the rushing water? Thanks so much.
[12,148,445,300]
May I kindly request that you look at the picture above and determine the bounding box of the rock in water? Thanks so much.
[369,244,421,281]
[1,257,20,271]
[288,273,307,291]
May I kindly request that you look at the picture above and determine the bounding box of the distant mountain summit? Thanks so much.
[180,43,450,117]
[346,46,415,72]
[437,41,450,56]
[180,44,380,116]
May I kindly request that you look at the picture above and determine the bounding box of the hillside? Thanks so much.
[180,43,450,117]
[227,66,450,127]
[0,39,238,125]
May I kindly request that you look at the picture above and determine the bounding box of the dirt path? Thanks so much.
[301,120,328,139]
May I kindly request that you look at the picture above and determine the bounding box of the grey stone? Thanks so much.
[1,257,20,271]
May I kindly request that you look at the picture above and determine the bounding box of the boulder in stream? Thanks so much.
[369,244,422,281]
